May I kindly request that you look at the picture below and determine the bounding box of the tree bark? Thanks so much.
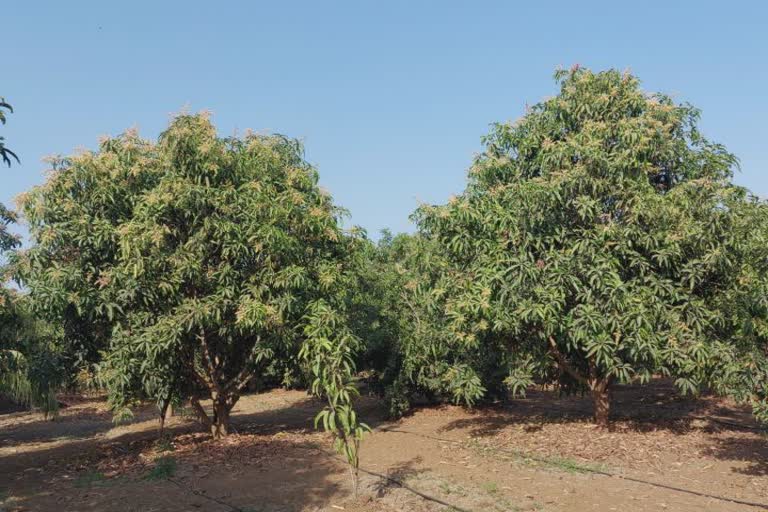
[548,336,587,385]
[584,354,613,427]
[589,378,612,427]
[211,398,228,439]
[189,384,243,439]
[190,396,212,431]
[548,336,613,424]
[208,393,239,440]
[158,397,171,435]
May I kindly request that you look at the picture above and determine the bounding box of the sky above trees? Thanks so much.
[4,1,767,238]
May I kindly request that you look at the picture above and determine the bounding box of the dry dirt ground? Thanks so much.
[1,380,767,512]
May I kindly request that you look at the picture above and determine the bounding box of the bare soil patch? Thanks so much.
[1,381,766,511]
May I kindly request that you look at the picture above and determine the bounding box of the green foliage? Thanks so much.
[155,435,175,453]
[0,203,19,256]
[19,113,366,440]
[0,291,65,416]
[0,97,20,256]
[6,65,768,462]
[144,456,177,480]
[480,481,498,494]
[345,230,404,384]
[700,199,768,423]
[0,98,18,168]
[0,99,64,415]
[353,232,491,417]
[16,130,157,378]
[413,67,768,424]
[300,300,370,494]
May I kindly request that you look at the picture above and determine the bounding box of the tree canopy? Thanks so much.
[353,232,490,417]
[0,97,64,415]
[19,114,366,440]
[0,98,19,168]
[8,68,768,441]
[414,67,768,425]
[0,98,19,252]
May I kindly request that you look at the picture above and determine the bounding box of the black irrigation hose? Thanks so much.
[692,416,768,432]
[165,449,472,512]
[322,446,472,511]
[379,427,768,511]
[617,475,768,510]
[167,477,244,512]
[355,464,472,512]
[161,421,768,511]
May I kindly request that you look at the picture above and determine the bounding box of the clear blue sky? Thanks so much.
[4,1,767,238]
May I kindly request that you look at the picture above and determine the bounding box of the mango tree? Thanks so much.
[20,114,366,442]
[18,128,159,381]
[0,98,25,403]
[0,98,64,414]
[343,230,491,417]
[704,198,768,424]
[417,68,761,426]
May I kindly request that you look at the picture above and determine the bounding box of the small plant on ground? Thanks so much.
[154,435,175,453]
[144,456,177,481]
[469,439,608,475]
[301,300,370,496]
[74,471,106,488]
[481,481,499,494]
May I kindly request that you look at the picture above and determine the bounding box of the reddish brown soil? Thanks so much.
[1,381,767,512]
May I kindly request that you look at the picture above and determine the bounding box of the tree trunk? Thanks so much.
[190,392,240,440]
[211,398,229,439]
[349,464,359,498]
[190,396,212,430]
[158,397,170,435]
[590,380,611,427]
[209,394,239,440]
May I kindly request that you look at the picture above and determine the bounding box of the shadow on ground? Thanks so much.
[425,379,768,480]
[437,379,758,436]
[1,393,376,512]
[3,381,767,512]
[705,435,768,477]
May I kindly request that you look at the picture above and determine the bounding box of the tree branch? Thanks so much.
[224,335,261,393]
[548,335,587,385]
[190,396,212,429]
[229,366,256,393]
[187,358,214,391]
[587,356,612,392]
[197,329,221,394]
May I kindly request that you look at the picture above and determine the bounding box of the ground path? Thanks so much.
[2,381,767,511]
